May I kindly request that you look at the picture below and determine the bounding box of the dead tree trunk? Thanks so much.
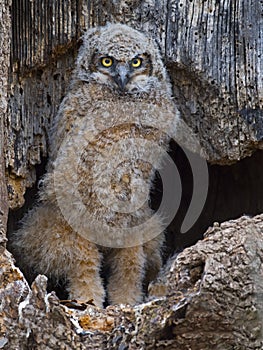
[1,215,263,349]
[0,0,10,240]
[1,1,263,349]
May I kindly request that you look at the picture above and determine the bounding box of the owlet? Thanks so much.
[11,23,180,307]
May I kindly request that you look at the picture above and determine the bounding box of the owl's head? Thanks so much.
[76,23,171,97]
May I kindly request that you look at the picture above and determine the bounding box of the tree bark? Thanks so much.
[1,1,263,349]
[1,215,263,349]
[5,0,263,208]
[0,0,11,240]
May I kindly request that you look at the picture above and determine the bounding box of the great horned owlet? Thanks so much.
[11,23,180,307]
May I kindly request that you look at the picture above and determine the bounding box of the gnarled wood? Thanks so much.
[5,0,263,207]
[0,0,11,240]
[1,215,263,349]
[1,1,263,349]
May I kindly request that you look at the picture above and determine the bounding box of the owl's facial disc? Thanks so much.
[90,53,153,95]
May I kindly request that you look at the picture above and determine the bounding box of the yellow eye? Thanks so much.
[131,57,142,68]
[101,57,113,67]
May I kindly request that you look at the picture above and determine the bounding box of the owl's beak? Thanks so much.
[114,64,130,91]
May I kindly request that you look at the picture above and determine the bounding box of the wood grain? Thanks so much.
[0,0,11,239]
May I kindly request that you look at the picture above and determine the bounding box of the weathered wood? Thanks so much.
[1,215,263,349]
[5,0,263,208]
[1,1,263,348]
[0,0,11,240]
[148,215,263,349]
[165,0,263,163]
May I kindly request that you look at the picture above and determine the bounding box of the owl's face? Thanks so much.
[89,52,154,95]
[77,24,170,97]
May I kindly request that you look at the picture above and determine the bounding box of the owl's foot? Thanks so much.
[67,262,105,308]
[68,279,105,308]
[106,246,145,305]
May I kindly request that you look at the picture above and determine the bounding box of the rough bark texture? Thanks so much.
[0,1,11,240]
[1,0,263,349]
[1,215,263,349]
[5,0,263,208]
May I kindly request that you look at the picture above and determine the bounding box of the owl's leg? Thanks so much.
[143,234,164,289]
[11,204,105,308]
[106,246,145,305]
[66,242,105,307]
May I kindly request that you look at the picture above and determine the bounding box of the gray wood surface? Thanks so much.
[1,1,262,348]
[0,0,11,239]
[1,215,263,349]
[5,0,263,208]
